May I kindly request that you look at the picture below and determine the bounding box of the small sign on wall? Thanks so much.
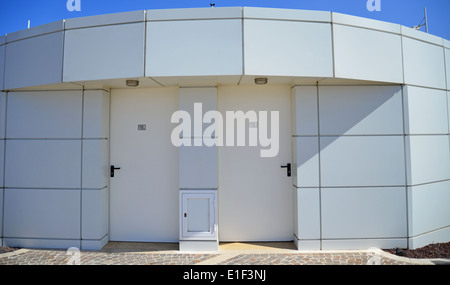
[138,124,147,131]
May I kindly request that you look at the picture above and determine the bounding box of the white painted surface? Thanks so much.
[178,87,218,137]
[4,32,63,89]
[83,90,110,139]
[63,23,145,82]
[82,139,108,189]
[321,187,407,239]
[109,88,179,242]
[6,91,82,138]
[333,24,403,83]
[5,140,81,188]
[244,19,333,77]
[146,20,242,77]
[293,137,319,188]
[402,37,446,89]
[82,188,108,240]
[408,181,450,237]
[3,189,80,239]
[332,12,401,34]
[218,85,293,241]
[405,135,450,185]
[180,191,217,240]
[0,45,4,90]
[319,86,403,135]
[0,140,4,187]
[65,10,145,29]
[0,92,6,138]
[179,139,218,189]
[403,86,449,134]
[291,86,318,136]
[147,7,242,21]
[294,188,320,240]
[446,49,450,89]
[320,136,405,187]
[244,7,331,22]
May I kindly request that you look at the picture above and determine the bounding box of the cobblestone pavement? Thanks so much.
[0,247,433,265]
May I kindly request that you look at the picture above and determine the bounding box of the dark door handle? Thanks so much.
[110,165,121,177]
[281,163,291,177]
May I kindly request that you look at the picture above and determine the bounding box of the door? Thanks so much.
[109,87,179,242]
[218,85,293,241]
[180,190,217,240]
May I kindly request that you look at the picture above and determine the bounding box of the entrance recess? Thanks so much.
[109,88,179,242]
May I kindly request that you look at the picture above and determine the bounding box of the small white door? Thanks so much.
[180,191,217,240]
[109,87,179,242]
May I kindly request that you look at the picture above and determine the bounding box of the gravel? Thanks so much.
[383,242,450,259]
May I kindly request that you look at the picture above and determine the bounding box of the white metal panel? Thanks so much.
[293,137,319,187]
[319,86,403,135]
[63,23,145,82]
[0,140,3,187]
[180,191,217,240]
[3,189,81,239]
[6,91,82,138]
[109,87,179,242]
[218,85,293,241]
[446,49,450,90]
[321,187,407,239]
[408,181,450,237]
[65,10,145,29]
[179,87,218,137]
[0,45,4,90]
[294,188,320,240]
[179,138,218,189]
[291,86,318,136]
[333,25,403,83]
[405,135,450,185]
[244,19,333,77]
[82,188,108,240]
[82,139,108,189]
[4,32,63,89]
[83,90,109,139]
[5,140,81,188]
[244,7,331,22]
[402,37,446,89]
[320,136,405,187]
[401,25,444,46]
[332,12,401,34]
[0,188,2,237]
[147,7,242,21]
[403,86,449,134]
[5,21,64,43]
[0,92,5,138]
[146,19,242,77]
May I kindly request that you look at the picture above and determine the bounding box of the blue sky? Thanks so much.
[0,0,449,39]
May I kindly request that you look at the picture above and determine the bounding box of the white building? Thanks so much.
[0,7,449,251]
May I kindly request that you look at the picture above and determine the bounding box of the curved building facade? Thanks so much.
[0,7,449,251]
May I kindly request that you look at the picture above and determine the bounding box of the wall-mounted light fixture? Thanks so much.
[255,78,268,85]
[126,80,139,87]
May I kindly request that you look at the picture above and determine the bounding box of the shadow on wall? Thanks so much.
[297,85,404,184]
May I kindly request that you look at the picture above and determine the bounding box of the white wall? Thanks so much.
[146,19,242,77]
[244,19,333,77]
[333,24,403,83]
[2,89,109,249]
[291,85,408,250]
